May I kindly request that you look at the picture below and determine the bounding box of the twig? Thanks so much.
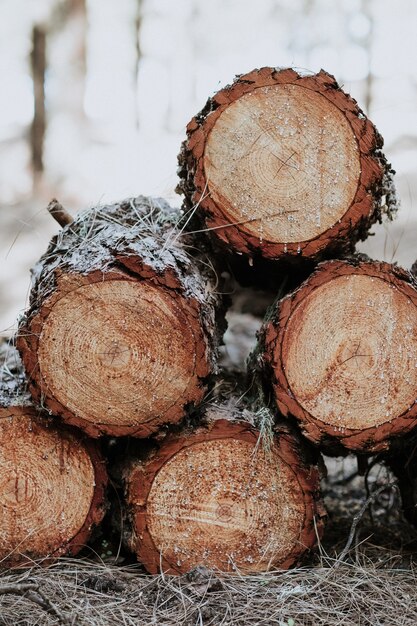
[47,198,73,228]
[0,582,38,594]
[335,482,395,566]
[0,581,72,625]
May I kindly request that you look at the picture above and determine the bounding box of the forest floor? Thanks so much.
[0,456,416,625]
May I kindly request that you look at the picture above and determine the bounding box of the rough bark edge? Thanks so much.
[0,340,31,407]
[255,258,417,454]
[17,267,214,438]
[23,196,224,356]
[177,67,396,261]
[0,405,108,567]
[123,415,326,575]
[17,196,226,437]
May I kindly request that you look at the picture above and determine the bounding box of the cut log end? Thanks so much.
[125,418,324,574]
[19,272,210,437]
[179,68,387,260]
[260,260,417,452]
[0,407,106,566]
[205,83,360,244]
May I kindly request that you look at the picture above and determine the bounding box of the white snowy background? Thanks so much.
[1,0,417,333]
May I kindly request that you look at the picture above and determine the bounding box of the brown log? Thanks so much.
[253,258,417,453]
[122,399,325,574]
[0,342,107,566]
[17,196,225,438]
[177,67,395,262]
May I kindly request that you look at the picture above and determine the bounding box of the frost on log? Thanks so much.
[177,67,395,261]
[17,197,224,438]
[253,259,417,453]
[0,342,107,566]
[122,398,325,574]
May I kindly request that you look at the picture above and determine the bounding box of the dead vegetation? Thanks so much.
[0,459,416,626]
[1,553,416,625]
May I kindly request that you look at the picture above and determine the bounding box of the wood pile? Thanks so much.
[2,67,415,574]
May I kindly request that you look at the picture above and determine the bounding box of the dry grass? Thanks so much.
[1,461,417,626]
[0,556,416,626]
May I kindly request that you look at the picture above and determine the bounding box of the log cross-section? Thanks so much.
[178,67,392,260]
[255,259,417,453]
[0,408,107,566]
[0,343,107,566]
[123,408,325,574]
[17,196,225,438]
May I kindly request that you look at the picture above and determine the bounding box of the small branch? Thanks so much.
[335,482,395,566]
[47,199,73,228]
[0,582,38,595]
[0,581,72,625]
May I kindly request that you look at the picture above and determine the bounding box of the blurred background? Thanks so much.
[1,0,417,334]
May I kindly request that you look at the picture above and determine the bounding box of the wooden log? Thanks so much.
[177,67,396,262]
[121,398,325,574]
[17,196,224,438]
[0,342,107,566]
[252,258,417,454]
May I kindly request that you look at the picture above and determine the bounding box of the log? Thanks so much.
[0,342,107,566]
[17,196,224,438]
[253,258,417,453]
[177,67,396,261]
[121,398,325,574]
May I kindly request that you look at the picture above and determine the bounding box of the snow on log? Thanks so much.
[178,67,395,261]
[17,197,225,438]
[122,398,325,574]
[253,258,417,453]
[0,342,107,566]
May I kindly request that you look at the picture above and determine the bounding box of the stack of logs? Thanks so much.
[2,67,417,574]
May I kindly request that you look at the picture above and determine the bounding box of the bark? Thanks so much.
[121,394,325,574]
[252,258,417,454]
[17,196,225,438]
[177,67,396,263]
[0,342,107,566]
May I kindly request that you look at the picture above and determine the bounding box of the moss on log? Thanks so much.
[17,197,225,438]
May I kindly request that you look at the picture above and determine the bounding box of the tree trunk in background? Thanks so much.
[177,68,394,263]
[0,342,107,567]
[121,398,325,575]
[50,0,87,122]
[17,197,226,438]
[30,25,46,182]
[252,258,417,454]
[134,0,143,128]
